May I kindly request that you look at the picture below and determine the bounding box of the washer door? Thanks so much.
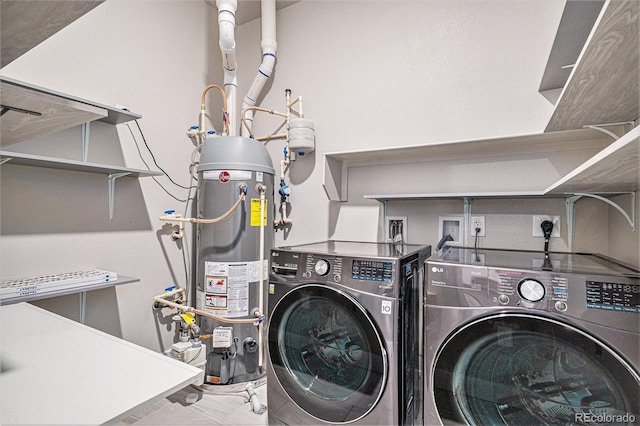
[268,284,387,423]
[433,314,639,425]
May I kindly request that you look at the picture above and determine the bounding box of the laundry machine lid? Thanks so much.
[268,284,388,423]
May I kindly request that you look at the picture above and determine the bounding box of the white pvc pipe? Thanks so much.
[217,0,238,135]
[241,0,277,137]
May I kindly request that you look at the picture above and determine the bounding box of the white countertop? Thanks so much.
[0,303,203,424]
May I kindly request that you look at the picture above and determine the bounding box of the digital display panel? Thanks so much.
[586,281,639,313]
[352,260,393,282]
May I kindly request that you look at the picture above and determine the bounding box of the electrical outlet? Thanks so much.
[386,216,407,242]
[471,216,486,237]
[532,215,561,237]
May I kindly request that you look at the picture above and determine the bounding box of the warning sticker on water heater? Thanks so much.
[201,260,268,318]
[250,199,268,227]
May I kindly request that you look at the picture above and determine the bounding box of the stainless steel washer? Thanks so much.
[267,240,431,425]
[425,247,640,425]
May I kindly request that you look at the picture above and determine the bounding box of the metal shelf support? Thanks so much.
[108,172,131,221]
[566,192,636,251]
[81,122,90,162]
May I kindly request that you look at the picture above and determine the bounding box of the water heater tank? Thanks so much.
[195,135,274,385]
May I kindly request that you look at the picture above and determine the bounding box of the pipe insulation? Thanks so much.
[217,0,238,135]
[241,0,277,137]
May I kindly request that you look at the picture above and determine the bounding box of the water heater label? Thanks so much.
[203,170,252,181]
[250,199,268,226]
[202,260,268,318]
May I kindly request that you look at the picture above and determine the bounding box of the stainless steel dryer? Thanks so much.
[267,240,431,425]
[425,247,640,426]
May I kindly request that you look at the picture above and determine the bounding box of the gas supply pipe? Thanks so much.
[154,287,263,325]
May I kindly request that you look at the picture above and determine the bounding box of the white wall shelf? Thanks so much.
[545,0,639,132]
[0,274,140,324]
[1,76,142,146]
[0,275,139,306]
[0,151,162,220]
[0,150,161,177]
[323,128,608,202]
[0,77,160,220]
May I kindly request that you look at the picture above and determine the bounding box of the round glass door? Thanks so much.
[433,314,639,425]
[268,284,387,423]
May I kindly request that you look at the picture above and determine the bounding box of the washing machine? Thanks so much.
[424,247,640,425]
[267,240,431,425]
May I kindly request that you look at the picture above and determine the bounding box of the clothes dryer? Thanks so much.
[267,240,431,425]
[425,247,640,425]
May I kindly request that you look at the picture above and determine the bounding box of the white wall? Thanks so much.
[234,0,637,266]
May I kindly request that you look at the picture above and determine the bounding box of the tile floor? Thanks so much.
[117,380,268,425]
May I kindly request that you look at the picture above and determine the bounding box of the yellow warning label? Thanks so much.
[250,198,267,227]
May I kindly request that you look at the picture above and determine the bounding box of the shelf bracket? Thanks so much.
[0,156,13,166]
[81,122,90,162]
[567,193,635,250]
[108,172,131,221]
[463,197,473,246]
[583,121,636,140]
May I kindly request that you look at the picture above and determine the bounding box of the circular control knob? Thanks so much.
[314,259,330,276]
[518,279,545,302]
[555,301,568,312]
[498,294,510,305]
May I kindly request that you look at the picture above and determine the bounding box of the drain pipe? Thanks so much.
[217,0,238,135]
[241,0,277,137]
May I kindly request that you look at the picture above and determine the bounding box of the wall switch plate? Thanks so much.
[532,215,561,237]
[471,216,486,237]
[386,216,407,243]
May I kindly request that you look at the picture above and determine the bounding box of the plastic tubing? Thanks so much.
[154,288,259,324]
[160,184,246,224]
[241,106,287,139]
[200,84,228,136]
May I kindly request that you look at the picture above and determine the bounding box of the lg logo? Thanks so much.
[432,266,444,273]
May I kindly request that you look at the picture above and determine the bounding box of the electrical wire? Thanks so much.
[125,121,201,292]
[130,120,198,190]
[474,227,481,249]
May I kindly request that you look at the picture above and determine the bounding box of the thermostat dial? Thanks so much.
[518,278,545,302]
[314,259,330,276]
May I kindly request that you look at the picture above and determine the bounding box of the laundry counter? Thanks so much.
[0,302,203,424]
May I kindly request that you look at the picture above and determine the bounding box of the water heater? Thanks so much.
[195,136,274,385]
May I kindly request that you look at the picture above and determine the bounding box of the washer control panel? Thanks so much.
[491,269,568,310]
[271,249,400,296]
